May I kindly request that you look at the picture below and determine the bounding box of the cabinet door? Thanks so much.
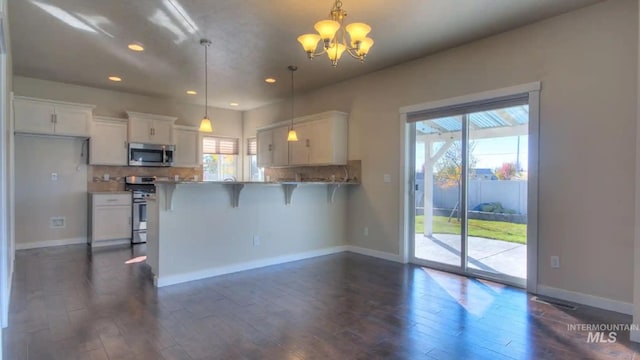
[174,128,201,167]
[257,130,273,168]
[289,122,313,165]
[54,106,91,136]
[308,119,333,164]
[129,119,152,143]
[14,100,55,134]
[271,126,290,166]
[93,206,131,241]
[90,121,128,165]
[151,120,173,144]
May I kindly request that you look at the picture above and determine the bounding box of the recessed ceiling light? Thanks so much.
[186,90,197,95]
[128,43,144,52]
[108,76,122,82]
[229,102,239,107]
[265,78,276,84]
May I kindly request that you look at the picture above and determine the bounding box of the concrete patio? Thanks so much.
[415,233,526,279]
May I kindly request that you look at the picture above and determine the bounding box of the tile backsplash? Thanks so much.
[88,166,202,192]
[264,160,361,183]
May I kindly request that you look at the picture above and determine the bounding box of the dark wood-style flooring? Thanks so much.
[2,244,640,359]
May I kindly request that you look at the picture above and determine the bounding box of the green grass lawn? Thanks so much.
[415,215,527,244]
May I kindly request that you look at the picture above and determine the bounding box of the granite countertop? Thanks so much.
[88,191,132,194]
[154,180,359,185]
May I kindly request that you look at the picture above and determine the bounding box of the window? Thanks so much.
[202,136,239,181]
[247,137,263,181]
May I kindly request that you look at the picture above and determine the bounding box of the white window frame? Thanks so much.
[202,136,239,181]
[398,82,540,293]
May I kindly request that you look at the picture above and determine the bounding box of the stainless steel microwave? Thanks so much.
[128,143,174,167]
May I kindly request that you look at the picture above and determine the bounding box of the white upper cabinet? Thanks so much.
[257,125,290,168]
[126,111,177,145]
[257,111,348,168]
[90,116,128,166]
[14,96,94,137]
[173,125,202,168]
[305,114,347,165]
[288,121,313,166]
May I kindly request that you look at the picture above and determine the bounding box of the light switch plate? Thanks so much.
[383,174,391,183]
[51,172,58,181]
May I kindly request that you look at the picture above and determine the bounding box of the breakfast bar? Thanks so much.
[146,181,356,287]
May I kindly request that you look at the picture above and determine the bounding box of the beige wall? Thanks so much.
[633,0,640,342]
[245,0,638,303]
[14,136,88,246]
[2,0,13,330]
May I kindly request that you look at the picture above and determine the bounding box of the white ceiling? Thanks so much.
[10,0,601,110]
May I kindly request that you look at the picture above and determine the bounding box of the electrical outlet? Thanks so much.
[383,174,391,183]
[253,235,261,246]
[363,227,369,236]
[51,172,58,181]
[551,256,560,268]
[50,217,65,229]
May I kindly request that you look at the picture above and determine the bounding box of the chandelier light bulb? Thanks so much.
[345,22,371,47]
[298,34,321,55]
[314,20,340,42]
[327,43,347,65]
[357,37,374,58]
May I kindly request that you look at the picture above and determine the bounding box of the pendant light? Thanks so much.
[199,39,213,132]
[287,65,298,142]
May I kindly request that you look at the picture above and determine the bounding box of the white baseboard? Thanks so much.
[346,245,403,263]
[90,239,130,248]
[156,245,349,287]
[537,285,633,315]
[15,237,86,250]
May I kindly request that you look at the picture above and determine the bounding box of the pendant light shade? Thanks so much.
[199,116,213,132]
[199,39,213,133]
[287,129,298,142]
[287,65,298,142]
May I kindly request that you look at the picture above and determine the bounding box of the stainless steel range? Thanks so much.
[125,176,156,244]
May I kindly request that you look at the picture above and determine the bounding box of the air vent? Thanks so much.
[531,296,577,311]
[50,217,66,229]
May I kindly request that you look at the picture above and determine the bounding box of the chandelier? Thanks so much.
[297,0,374,67]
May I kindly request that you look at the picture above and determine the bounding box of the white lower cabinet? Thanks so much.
[88,193,132,247]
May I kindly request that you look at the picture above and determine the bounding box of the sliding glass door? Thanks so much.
[410,100,530,287]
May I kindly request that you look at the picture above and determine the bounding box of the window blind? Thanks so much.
[247,137,257,156]
[202,136,239,155]
[406,93,529,123]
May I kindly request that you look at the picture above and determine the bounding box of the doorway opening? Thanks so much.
[402,84,539,289]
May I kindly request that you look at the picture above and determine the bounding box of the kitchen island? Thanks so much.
[146,180,356,287]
